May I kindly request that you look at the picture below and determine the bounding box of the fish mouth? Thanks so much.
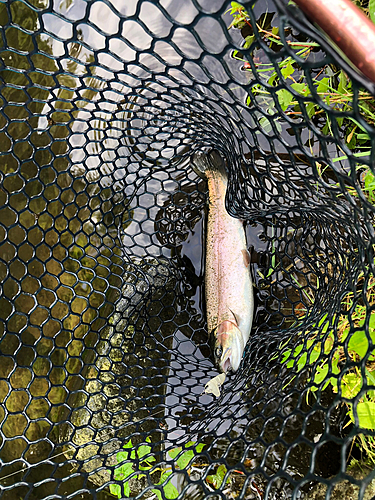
[220,348,232,373]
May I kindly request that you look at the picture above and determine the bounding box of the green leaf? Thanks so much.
[118,439,136,460]
[366,369,375,385]
[276,89,294,111]
[332,151,371,163]
[281,349,292,365]
[284,344,303,367]
[296,352,308,371]
[167,442,205,470]
[281,60,294,79]
[231,1,246,12]
[311,360,338,393]
[194,443,205,453]
[226,2,249,27]
[316,77,330,93]
[347,129,357,150]
[116,439,132,463]
[117,451,130,463]
[176,450,195,470]
[291,82,310,96]
[163,481,179,499]
[348,330,369,358]
[167,447,181,460]
[123,482,131,497]
[244,35,255,49]
[114,463,133,481]
[109,484,122,499]
[369,0,375,24]
[137,444,152,460]
[282,339,321,371]
[341,372,362,399]
[111,480,131,498]
[206,465,228,489]
[322,121,330,135]
[309,346,322,365]
[365,170,375,191]
[336,116,344,127]
[365,369,375,398]
[155,470,179,500]
[351,402,375,429]
[268,71,279,86]
[356,133,370,141]
[152,489,163,500]
[158,469,173,484]
[313,364,329,385]
[306,102,316,118]
[267,105,276,116]
[337,70,347,95]
[184,441,205,452]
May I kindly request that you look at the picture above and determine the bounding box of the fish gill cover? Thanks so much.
[0,0,375,498]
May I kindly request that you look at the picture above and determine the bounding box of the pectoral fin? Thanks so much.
[242,248,251,267]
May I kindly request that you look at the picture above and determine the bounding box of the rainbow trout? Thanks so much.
[192,150,254,375]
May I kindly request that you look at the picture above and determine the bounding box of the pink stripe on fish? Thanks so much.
[217,320,238,335]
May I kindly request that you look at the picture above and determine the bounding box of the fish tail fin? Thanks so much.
[191,149,227,179]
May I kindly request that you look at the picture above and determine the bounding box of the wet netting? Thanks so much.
[1,0,375,499]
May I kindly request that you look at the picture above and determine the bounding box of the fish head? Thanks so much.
[212,320,245,373]
[191,149,227,179]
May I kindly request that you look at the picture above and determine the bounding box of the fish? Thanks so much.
[192,149,254,375]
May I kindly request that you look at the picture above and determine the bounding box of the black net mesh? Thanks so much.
[1,0,375,498]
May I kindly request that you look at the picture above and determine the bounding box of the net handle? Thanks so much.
[294,0,375,84]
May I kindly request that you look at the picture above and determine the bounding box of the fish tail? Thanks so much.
[191,149,227,179]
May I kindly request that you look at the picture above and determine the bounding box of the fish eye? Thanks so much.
[215,346,223,358]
